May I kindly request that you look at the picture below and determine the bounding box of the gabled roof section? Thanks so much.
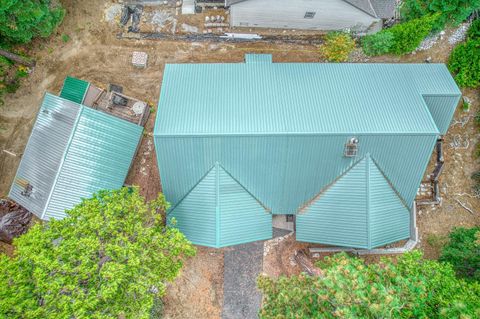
[9,93,143,220]
[168,163,272,247]
[155,58,462,137]
[296,154,410,249]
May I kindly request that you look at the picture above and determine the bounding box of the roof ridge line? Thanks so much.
[217,163,271,213]
[366,154,371,249]
[369,155,411,210]
[298,155,368,214]
[167,164,216,214]
[41,101,84,219]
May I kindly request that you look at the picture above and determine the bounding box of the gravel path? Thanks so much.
[222,228,291,319]
[222,240,263,319]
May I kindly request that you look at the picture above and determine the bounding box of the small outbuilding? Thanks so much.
[154,54,461,249]
[9,77,145,220]
[226,0,398,33]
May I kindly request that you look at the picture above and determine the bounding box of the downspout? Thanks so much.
[417,137,444,205]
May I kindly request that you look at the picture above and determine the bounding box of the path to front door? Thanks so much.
[222,228,291,319]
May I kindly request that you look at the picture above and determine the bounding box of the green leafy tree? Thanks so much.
[0,0,65,44]
[0,187,196,319]
[401,0,480,31]
[258,251,480,318]
[440,227,480,281]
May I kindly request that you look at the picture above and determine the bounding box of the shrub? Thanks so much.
[448,38,480,87]
[258,251,480,318]
[61,34,70,43]
[0,187,196,319]
[401,0,480,31]
[321,32,355,62]
[388,14,439,54]
[361,14,438,56]
[0,0,65,44]
[362,31,395,56]
[468,18,480,40]
[440,227,480,281]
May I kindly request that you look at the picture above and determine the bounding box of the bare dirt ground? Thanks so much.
[163,247,224,319]
[0,1,479,318]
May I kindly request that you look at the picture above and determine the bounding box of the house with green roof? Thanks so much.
[154,54,461,249]
[9,77,145,220]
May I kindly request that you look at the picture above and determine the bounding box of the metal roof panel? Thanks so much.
[155,60,458,136]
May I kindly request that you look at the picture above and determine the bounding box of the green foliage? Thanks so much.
[401,0,480,31]
[361,15,438,56]
[468,19,480,39]
[426,233,449,248]
[388,14,439,54]
[440,227,480,281]
[362,31,395,56]
[320,32,355,62]
[0,0,65,44]
[448,37,480,87]
[0,187,195,319]
[61,33,70,43]
[258,251,480,318]
[0,56,29,105]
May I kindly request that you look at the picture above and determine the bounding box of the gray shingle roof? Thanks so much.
[370,0,397,19]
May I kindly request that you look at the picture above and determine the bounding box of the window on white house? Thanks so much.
[304,11,316,19]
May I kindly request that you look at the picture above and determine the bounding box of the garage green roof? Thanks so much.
[9,92,143,220]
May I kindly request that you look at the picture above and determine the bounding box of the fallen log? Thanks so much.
[0,200,32,244]
[0,49,36,67]
[294,250,323,277]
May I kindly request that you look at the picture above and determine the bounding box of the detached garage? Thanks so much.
[154,54,461,249]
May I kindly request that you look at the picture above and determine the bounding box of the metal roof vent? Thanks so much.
[344,137,358,157]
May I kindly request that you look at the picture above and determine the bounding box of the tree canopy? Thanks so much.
[258,251,480,318]
[440,227,480,281]
[0,187,195,319]
[401,0,480,31]
[0,0,65,44]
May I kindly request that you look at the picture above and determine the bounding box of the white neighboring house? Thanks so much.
[226,0,397,33]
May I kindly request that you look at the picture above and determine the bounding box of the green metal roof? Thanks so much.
[168,163,272,248]
[9,93,143,220]
[60,76,90,104]
[155,59,460,136]
[154,55,460,248]
[296,155,411,249]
